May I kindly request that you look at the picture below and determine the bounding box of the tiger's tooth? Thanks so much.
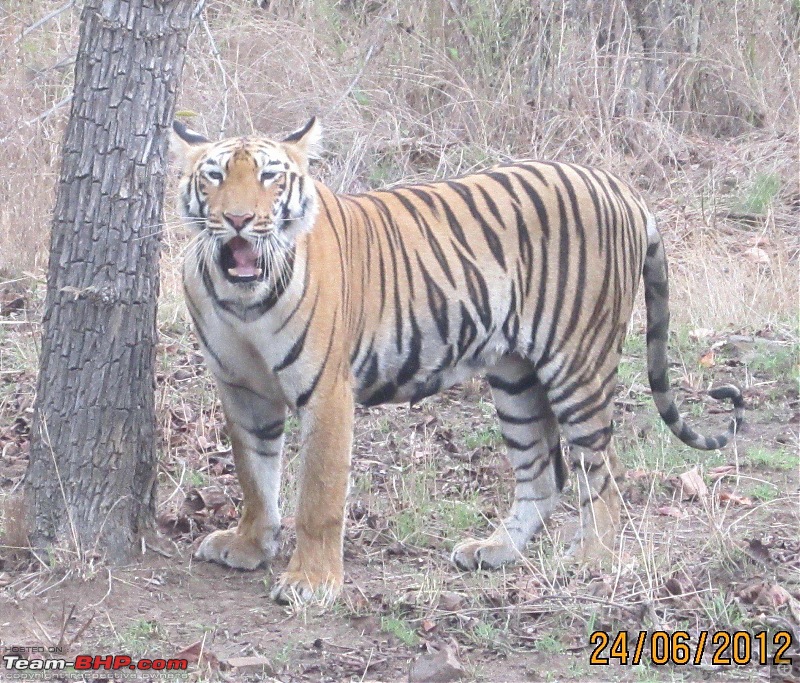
[226,267,264,278]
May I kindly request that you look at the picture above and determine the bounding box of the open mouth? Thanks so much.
[219,236,263,283]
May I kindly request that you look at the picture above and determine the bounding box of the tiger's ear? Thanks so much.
[282,117,323,161]
[171,120,211,170]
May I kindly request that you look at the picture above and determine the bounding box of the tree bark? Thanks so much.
[25,0,193,564]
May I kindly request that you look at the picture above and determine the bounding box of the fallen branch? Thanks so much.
[26,94,73,125]
[15,0,75,45]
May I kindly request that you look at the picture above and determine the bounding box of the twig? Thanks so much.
[15,0,75,45]
[326,44,376,116]
[27,94,73,125]
[56,603,77,649]
[67,612,96,647]
[199,10,229,136]
[191,0,207,19]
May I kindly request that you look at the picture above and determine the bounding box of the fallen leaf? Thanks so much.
[197,487,227,511]
[421,619,437,633]
[718,490,753,506]
[437,592,465,612]
[742,246,771,266]
[657,505,686,519]
[738,581,791,607]
[698,350,716,368]
[175,641,220,670]
[408,642,465,683]
[709,464,737,480]
[677,467,709,499]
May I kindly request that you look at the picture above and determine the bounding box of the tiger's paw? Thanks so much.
[195,528,277,570]
[451,537,520,571]
[269,568,343,605]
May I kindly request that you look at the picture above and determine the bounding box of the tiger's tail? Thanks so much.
[643,214,744,450]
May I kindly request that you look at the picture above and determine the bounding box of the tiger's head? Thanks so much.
[171,118,321,285]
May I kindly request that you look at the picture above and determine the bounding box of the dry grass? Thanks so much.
[1,0,796,332]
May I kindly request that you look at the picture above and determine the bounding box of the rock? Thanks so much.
[408,643,465,683]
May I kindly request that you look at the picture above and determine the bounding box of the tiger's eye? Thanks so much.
[260,170,279,182]
[206,170,224,182]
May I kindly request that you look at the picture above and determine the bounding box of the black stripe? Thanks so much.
[515,453,552,480]
[455,303,478,360]
[569,425,612,450]
[418,256,449,342]
[455,250,492,330]
[504,435,541,451]
[396,310,422,386]
[487,371,538,395]
[217,378,272,402]
[445,181,506,270]
[183,293,230,375]
[439,196,477,258]
[363,381,397,406]
[296,316,339,409]
[536,187,571,366]
[394,191,457,288]
[501,284,519,347]
[512,201,534,298]
[274,289,320,372]
[649,371,669,394]
[495,409,542,425]
[255,448,280,458]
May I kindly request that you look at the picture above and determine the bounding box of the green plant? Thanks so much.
[746,343,798,380]
[748,483,778,501]
[436,499,484,542]
[734,172,781,215]
[746,446,796,471]
[381,616,418,647]
[184,469,209,488]
[534,634,563,653]
[118,620,168,657]
[702,592,746,629]
[464,424,501,450]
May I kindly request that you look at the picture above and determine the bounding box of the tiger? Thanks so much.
[171,117,743,603]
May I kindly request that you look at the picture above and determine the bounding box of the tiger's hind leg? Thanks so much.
[545,372,623,563]
[452,356,565,571]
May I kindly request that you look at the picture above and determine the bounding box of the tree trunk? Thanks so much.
[25,0,193,564]
[624,0,673,114]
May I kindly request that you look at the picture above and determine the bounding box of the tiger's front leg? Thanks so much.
[195,382,286,570]
[270,377,354,604]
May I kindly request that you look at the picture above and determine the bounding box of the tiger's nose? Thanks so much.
[223,212,255,231]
